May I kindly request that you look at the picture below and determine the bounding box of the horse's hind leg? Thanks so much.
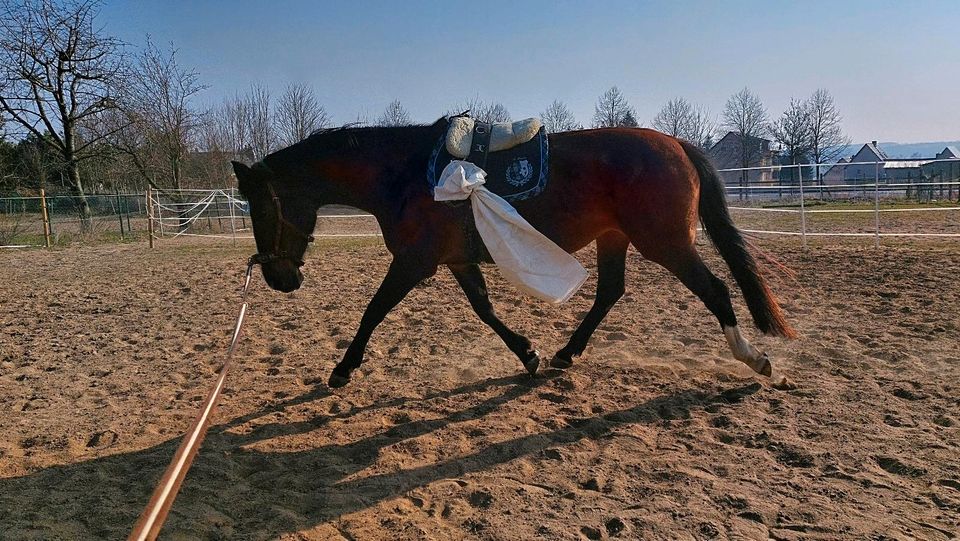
[551,231,630,369]
[655,249,772,376]
[449,263,540,375]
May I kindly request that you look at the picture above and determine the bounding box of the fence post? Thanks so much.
[214,191,224,232]
[798,163,807,249]
[874,161,880,249]
[156,190,165,237]
[125,193,132,234]
[115,188,125,240]
[146,188,155,249]
[228,188,237,247]
[40,188,51,248]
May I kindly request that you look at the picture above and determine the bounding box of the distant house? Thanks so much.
[824,141,939,183]
[823,157,849,182]
[708,132,779,186]
[940,146,960,159]
[921,146,960,180]
[838,141,888,181]
[882,159,926,182]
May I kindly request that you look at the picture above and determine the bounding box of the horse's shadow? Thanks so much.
[0,375,759,540]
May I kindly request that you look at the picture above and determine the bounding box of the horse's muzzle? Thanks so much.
[262,265,304,293]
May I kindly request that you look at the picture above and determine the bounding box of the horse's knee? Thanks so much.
[472,298,493,317]
[607,282,626,305]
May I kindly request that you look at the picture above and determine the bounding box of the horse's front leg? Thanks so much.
[329,257,437,388]
[449,263,541,376]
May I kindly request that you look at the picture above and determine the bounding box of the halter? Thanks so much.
[247,182,315,268]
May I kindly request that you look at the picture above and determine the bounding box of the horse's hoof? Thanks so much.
[550,353,573,369]
[523,351,541,376]
[751,353,772,377]
[328,372,351,388]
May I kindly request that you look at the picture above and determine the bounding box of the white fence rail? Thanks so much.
[2,156,959,249]
[714,157,960,247]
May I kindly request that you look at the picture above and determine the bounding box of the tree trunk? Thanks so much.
[172,153,183,191]
[67,162,93,232]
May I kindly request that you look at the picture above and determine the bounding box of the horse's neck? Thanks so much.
[310,169,385,218]
[310,133,437,219]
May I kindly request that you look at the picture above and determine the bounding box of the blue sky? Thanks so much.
[100,0,960,142]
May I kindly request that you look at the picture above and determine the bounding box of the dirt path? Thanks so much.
[1,238,958,540]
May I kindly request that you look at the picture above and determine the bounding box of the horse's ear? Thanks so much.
[232,161,253,193]
[232,160,250,178]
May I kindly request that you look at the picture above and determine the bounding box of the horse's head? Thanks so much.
[233,161,316,293]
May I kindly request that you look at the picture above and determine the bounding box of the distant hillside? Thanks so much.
[838,141,960,160]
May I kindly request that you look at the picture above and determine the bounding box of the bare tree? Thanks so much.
[652,97,716,148]
[652,98,691,137]
[192,112,236,186]
[448,97,511,123]
[214,93,252,158]
[592,86,635,128]
[771,98,812,183]
[0,0,126,227]
[112,38,205,190]
[807,88,850,180]
[684,104,718,150]
[205,85,274,162]
[247,83,273,161]
[539,99,581,132]
[275,82,328,146]
[478,102,511,123]
[722,87,770,196]
[376,99,411,127]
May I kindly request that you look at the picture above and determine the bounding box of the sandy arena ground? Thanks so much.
[1,233,959,540]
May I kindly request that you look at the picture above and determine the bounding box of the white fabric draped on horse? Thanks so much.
[435,160,588,304]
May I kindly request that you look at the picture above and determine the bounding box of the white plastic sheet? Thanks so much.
[435,160,588,304]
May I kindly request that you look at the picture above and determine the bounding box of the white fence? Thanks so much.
[717,158,960,247]
[3,157,959,249]
[150,188,248,242]
[147,188,383,244]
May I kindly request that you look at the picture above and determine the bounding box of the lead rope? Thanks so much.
[128,262,257,541]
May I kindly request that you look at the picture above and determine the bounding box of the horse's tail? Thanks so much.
[680,140,797,339]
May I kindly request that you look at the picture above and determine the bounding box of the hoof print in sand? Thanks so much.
[86,430,118,449]
[875,456,927,478]
[467,490,493,508]
[580,525,603,540]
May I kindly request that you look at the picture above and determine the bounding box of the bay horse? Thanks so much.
[232,118,795,388]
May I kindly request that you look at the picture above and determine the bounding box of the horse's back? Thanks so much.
[506,128,699,250]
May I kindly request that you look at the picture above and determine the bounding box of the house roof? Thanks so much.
[861,141,888,161]
[823,156,850,175]
[940,146,960,159]
[710,131,772,151]
[883,160,929,169]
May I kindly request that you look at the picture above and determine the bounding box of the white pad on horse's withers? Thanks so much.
[446,117,544,158]
[723,325,771,376]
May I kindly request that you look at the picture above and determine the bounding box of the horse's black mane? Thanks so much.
[262,118,447,171]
